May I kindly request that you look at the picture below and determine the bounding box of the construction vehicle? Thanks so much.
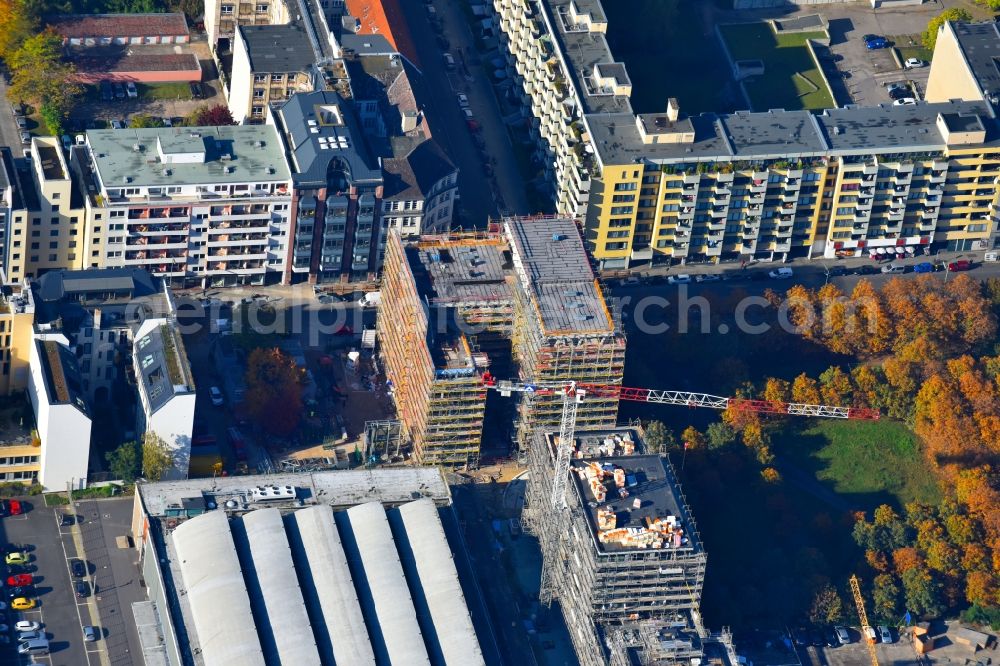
[850,574,880,666]
[482,373,880,603]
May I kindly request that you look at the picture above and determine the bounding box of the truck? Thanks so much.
[360,291,381,308]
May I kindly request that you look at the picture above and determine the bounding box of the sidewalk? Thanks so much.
[621,248,995,278]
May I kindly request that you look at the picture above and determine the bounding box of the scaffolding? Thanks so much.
[525,427,712,666]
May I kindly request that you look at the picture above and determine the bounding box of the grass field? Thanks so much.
[139,82,192,101]
[774,419,941,508]
[889,34,933,67]
[603,0,740,114]
[719,23,833,111]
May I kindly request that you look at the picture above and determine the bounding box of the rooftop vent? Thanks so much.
[266,166,275,174]
[250,485,297,502]
[123,176,132,184]
[254,140,265,148]
[162,168,172,176]
[220,153,232,161]
[552,233,566,241]
[132,143,142,152]
[224,165,235,174]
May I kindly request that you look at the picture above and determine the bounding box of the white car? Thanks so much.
[15,621,40,633]
[17,631,41,642]
[666,274,691,285]
[209,386,224,407]
[904,58,925,69]
[881,263,906,274]
[456,93,470,108]
[768,267,794,279]
[893,97,916,106]
[694,274,720,283]
[463,108,474,120]
[126,82,138,98]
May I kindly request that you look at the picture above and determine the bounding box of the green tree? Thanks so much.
[923,8,972,50]
[105,440,140,483]
[872,573,901,622]
[680,425,706,450]
[7,29,81,117]
[901,566,945,618]
[706,421,737,450]
[166,0,203,21]
[809,584,844,624]
[642,420,675,453]
[39,103,63,137]
[244,347,304,435]
[0,0,39,61]
[128,113,164,128]
[142,432,173,482]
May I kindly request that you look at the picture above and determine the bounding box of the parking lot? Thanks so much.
[0,497,142,666]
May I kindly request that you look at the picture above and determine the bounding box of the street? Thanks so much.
[401,0,531,223]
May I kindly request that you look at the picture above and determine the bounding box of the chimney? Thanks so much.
[667,98,680,123]
[93,308,102,330]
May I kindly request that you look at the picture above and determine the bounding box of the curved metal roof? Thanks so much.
[290,505,376,665]
[397,499,484,665]
[346,502,430,665]
[239,508,321,664]
[171,510,265,666]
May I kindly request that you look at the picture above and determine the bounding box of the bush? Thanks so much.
[0,481,41,498]
[961,604,1000,630]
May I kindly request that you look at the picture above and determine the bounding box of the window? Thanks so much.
[50,229,58,236]
[611,194,635,203]
[221,3,234,12]
[271,74,283,82]
[51,205,59,212]
[256,3,268,11]
[609,206,633,215]
[604,242,627,251]
[30,243,38,250]
[253,89,265,98]
[49,242,57,249]
[614,182,637,191]
[254,74,267,82]
[48,254,56,261]
[31,231,39,238]
[252,106,264,116]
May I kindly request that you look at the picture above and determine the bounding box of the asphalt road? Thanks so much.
[400,0,503,226]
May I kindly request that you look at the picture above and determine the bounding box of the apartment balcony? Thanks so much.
[208,249,268,261]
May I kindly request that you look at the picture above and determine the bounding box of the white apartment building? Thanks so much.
[74,126,294,287]
[27,335,91,490]
[492,0,599,218]
[133,318,196,480]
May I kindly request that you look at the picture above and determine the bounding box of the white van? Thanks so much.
[768,267,794,279]
[18,639,49,655]
[443,53,456,69]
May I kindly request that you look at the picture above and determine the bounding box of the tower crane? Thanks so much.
[850,574,880,666]
[483,373,880,603]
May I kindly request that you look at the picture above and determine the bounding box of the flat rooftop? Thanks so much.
[504,216,615,336]
[568,450,701,555]
[238,23,316,73]
[87,125,291,190]
[587,101,1000,164]
[948,21,1000,100]
[407,242,513,305]
[137,468,450,517]
[49,12,188,39]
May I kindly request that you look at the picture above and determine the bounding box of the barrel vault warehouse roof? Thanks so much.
[160,492,485,666]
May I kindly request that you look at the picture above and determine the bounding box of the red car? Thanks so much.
[947,260,972,272]
[8,500,22,516]
[6,574,31,587]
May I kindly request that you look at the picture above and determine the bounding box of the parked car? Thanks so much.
[694,274,720,283]
[16,630,41,642]
[110,119,125,130]
[19,131,30,144]
[825,626,840,648]
[913,261,934,273]
[113,83,126,99]
[5,552,27,566]
[126,82,138,98]
[61,135,72,151]
[8,586,34,599]
[14,621,39,633]
[83,626,98,642]
[162,117,173,127]
[10,597,35,610]
[435,36,449,51]
[666,274,691,285]
[893,97,916,106]
[70,559,86,578]
[9,102,22,116]
[749,271,769,281]
[75,581,89,598]
[189,82,203,99]
[835,626,851,645]
[853,265,879,275]
[443,53,456,69]
[768,267,794,279]
[947,259,972,272]
[881,263,906,273]
[16,116,27,129]
[865,35,889,49]
[888,87,913,101]
[456,93,470,108]
[209,386,224,407]
[878,625,893,643]
[100,81,113,101]
[904,58,925,69]
[463,108,475,121]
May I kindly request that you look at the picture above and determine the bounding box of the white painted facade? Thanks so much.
[27,334,91,491]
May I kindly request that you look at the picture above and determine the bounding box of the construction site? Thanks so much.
[376,215,625,468]
[522,425,740,666]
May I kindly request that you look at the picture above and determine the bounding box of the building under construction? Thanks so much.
[525,426,739,666]
[377,216,625,467]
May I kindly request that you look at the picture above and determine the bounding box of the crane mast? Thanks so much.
[850,574,880,666]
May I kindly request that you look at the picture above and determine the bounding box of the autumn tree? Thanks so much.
[128,113,164,128]
[0,0,37,61]
[142,432,173,482]
[791,373,821,404]
[705,421,737,450]
[244,347,304,435]
[680,425,706,451]
[186,104,235,127]
[808,584,844,624]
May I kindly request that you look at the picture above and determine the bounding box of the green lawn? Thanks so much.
[890,34,932,67]
[719,23,833,111]
[139,82,192,101]
[774,419,941,509]
[603,0,740,114]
